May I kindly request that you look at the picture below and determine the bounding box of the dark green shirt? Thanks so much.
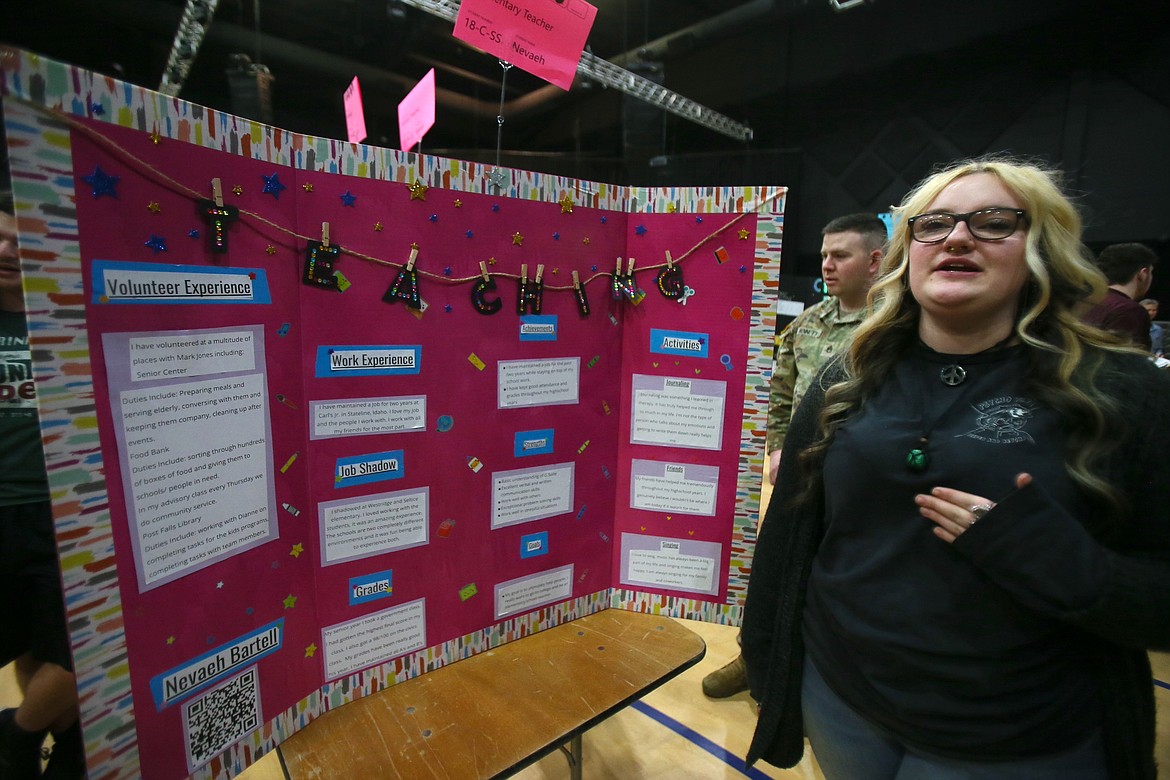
[0,310,49,505]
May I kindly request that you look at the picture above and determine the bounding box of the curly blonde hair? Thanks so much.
[802,156,1138,512]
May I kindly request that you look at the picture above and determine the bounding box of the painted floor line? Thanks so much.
[632,699,774,780]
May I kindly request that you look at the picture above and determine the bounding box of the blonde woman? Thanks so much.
[742,157,1170,780]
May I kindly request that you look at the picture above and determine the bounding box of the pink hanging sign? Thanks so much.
[398,69,436,152]
[453,0,598,91]
[343,77,368,144]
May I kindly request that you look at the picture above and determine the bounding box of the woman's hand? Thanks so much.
[915,473,1032,543]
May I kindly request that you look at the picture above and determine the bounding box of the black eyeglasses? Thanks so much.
[907,208,1029,243]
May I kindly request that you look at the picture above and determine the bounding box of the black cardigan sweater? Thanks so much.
[741,350,1170,778]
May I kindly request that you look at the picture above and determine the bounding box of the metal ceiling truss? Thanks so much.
[397,0,754,141]
[159,0,222,96]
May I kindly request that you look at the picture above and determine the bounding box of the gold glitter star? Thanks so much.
[512,232,524,246]
[233,185,244,195]
[488,257,497,266]
[738,228,751,240]
[290,543,304,558]
[265,245,277,255]
[453,199,463,208]
[283,594,298,609]
[552,268,560,275]
[582,236,591,246]
[409,180,428,201]
[666,203,677,213]
[558,194,574,214]
[374,221,384,232]
[147,201,161,213]
[302,182,314,192]
[410,242,420,250]
[305,643,318,658]
[167,636,175,645]
[150,131,161,145]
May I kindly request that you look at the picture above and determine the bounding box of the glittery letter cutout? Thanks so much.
[656,265,685,299]
[472,277,503,315]
[303,241,340,290]
[612,271,638,302]
[573,280,590,316]
[383,267,422,309]
[197,199,239,254]
[517,277,543,315]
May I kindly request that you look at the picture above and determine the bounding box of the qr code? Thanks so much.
[183,666,261,770]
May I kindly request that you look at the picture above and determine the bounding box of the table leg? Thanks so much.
[558,734,583,780]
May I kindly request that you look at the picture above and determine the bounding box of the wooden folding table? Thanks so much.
[277,609,706,779]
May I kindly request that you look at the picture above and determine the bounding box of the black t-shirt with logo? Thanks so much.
[0,309,49,506]
[803,342,1100,760]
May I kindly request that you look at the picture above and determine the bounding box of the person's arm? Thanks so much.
[743,360,839,696]
[926,360,1170,649]
[743,407,813,699]
[946,481,1170,649]
[766,321,799,482]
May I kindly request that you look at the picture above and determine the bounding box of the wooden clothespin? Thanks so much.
[211,178,224,208]
[407,245,418,270]
[321,222,330,248]
[665,250,674,270]
[572,270,581,289]
[479,261,490,282]
[627,257,636,274]
[615,257,623,275]
[535,263,545,283]
[521,263,528,284]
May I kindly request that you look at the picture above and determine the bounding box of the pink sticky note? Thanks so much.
[343,77,368,144]
[398,69,436,152]
[453,0,598,91]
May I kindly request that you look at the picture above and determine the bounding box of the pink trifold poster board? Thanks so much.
[1,48,784,780]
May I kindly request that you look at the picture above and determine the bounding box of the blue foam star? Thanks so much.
[262,172,286,199]
[695,216,704,224]
[144,235,167,254]
[82,166,119,199]
[491,204,500,212]
[739,265,747,273]
[339,190,357,206]
[600,216,608,224]
[89,102,105,116]
[429,214,439,222]
[188,229,200,239]
[465,230,474,239]
[443,266,453,276]
[591,264,598,272]
[635,224,648,236]
[444,304,453,313]
[552,232,560,241]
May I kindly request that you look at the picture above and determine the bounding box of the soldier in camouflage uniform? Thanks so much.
[702,213,887,699]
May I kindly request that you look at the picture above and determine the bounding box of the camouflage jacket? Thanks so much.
[766,297,865,452]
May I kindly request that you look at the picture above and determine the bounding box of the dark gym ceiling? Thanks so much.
[3,0,1167,175]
